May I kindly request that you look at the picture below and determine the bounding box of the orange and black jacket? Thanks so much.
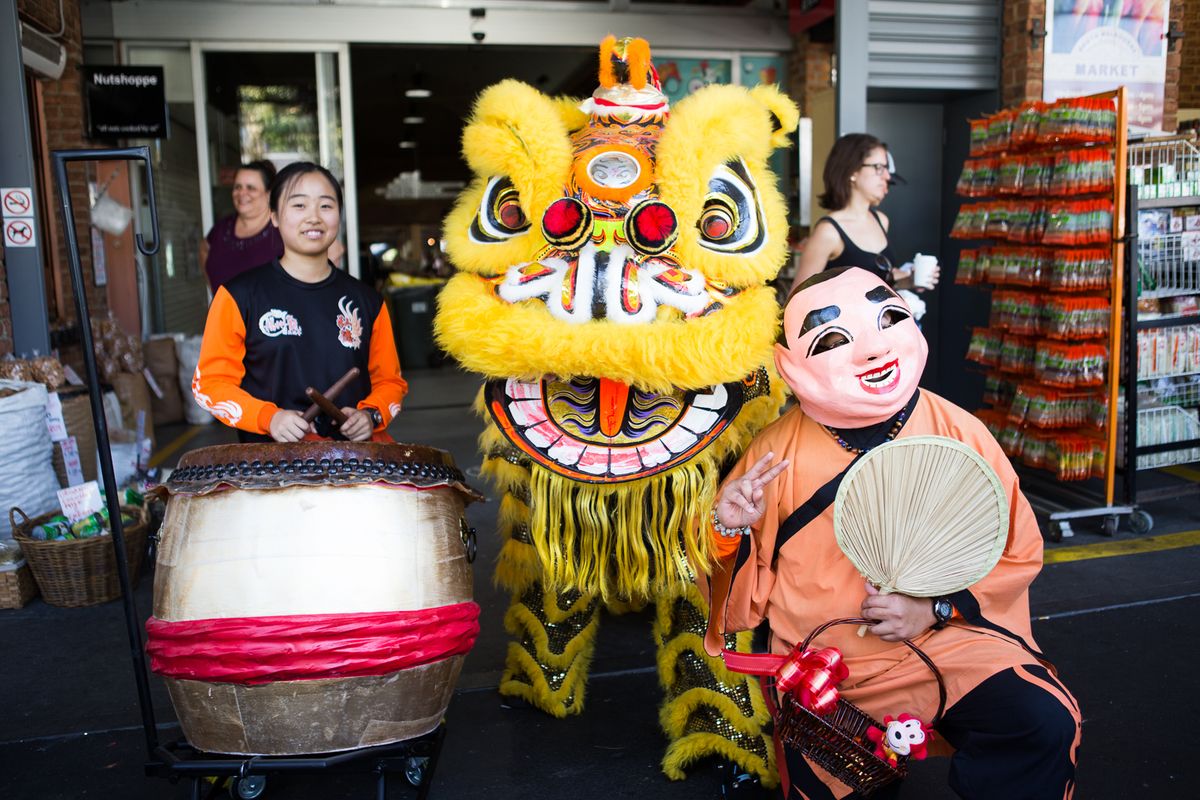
[193,261,407,440]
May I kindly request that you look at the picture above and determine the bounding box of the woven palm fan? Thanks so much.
[833,436,1009,635]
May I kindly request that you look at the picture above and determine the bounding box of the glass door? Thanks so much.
[193,43,358,278]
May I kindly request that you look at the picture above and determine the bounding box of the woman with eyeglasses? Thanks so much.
[791,134,938,293]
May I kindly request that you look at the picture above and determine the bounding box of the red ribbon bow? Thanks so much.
[722,645,849,716]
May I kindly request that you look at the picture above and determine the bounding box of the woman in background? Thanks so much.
[200,160,283,293]
[791,133,940,293]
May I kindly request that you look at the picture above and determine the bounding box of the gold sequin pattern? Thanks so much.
[742,366,771,402]
[519,584,600,656]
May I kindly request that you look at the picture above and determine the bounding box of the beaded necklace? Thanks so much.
[823,405,909,455]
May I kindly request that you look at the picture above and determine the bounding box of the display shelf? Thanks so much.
[954,91,1142,539]
[1133,232,1200,298]
[1121,134,1200,506]
[1135,195,1200,208]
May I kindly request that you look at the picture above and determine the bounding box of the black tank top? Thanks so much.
[819,210,896,285]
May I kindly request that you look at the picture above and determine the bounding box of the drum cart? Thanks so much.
[51,147,450,799]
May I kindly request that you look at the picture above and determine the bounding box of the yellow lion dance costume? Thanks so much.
[435,36,798,784]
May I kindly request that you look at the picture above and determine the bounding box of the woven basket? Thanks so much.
[0,559,37,609]
[774,618,946,797]
[9,505,148,608]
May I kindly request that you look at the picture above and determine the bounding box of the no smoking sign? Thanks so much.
[1,187,33,218]
[4,218,36,248]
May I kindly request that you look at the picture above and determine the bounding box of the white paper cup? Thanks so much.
[912,254,938,290]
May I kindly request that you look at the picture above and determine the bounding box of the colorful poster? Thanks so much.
[1044,0,1170,130]
[656,58,731,107]
[740,55,785,89]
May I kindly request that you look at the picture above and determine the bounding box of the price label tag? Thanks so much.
[57,480,103,523]
[45,392,68,442]
[63,365,85,386]
[61,436,85,486]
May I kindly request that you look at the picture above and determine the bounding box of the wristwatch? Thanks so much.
[365,407,384,428]
[931,597,954,630]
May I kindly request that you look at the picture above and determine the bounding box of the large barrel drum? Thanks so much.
[146,442,482,755]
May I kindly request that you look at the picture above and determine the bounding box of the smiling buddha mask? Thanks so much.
[775,267,927,428]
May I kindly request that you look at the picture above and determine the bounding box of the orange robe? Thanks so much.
[717,391,1058,795]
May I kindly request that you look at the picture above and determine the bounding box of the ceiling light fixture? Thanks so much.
[403,116,425,124]
[404,88,431,99]
[399,141,418,149]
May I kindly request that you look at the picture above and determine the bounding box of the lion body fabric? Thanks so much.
[435,36,799,784]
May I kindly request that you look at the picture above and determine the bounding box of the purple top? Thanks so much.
[204,214,284,292]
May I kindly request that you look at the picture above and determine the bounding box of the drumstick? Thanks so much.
[305,387,350,426]
[301,367,360,422]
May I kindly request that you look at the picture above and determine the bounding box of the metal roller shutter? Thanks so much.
[867,0,1000,90]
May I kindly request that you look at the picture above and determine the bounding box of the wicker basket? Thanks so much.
[775,618,947,797]
[9,505,148,608]
[0,559,37,609]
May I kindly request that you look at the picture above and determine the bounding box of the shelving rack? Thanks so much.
[1120,135,1200,507]
[954,89,1143,538]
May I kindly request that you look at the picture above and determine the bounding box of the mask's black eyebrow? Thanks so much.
[799,305,840,336]
[866,285,897,303]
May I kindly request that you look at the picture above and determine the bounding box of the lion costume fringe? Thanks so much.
[435,36,799,785]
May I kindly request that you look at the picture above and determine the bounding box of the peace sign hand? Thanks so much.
[716,451,790,531]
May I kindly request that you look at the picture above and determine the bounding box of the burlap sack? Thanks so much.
[145,336,184,425]
[110,372,156,449]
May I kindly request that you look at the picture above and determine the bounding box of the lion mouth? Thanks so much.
[486,374,753,483]
[491,242,735,323]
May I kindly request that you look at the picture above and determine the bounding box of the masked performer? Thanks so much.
[705,266,1081,799]
[435,37,798,785]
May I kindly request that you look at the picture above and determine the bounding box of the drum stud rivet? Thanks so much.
[251,460,261,469]
[238,461,249,470]
[362,458,373,468]
[305,459,317,468]
[291,459,303,469]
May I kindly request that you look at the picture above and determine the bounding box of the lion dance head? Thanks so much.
[436,36,799,601]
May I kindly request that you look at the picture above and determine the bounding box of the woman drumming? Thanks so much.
[201,160,283,293]
[192,161,407,443]
[791,134,939,292]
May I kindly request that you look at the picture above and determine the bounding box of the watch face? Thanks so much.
[934,598,953,622]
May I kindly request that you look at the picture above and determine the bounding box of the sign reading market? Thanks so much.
[1043,0,1169,131]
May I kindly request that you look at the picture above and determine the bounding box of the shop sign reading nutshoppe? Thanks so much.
[83,66,169,140]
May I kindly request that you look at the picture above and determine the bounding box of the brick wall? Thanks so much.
[1183,0,1200,110]
[1003,0,1184,130]
[9,0,107,356]
[1001,0,1044,109]
[787,30,834,118]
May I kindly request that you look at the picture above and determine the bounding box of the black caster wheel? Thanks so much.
[1102,515,1119,537]
[1131,509,1154,534]
[230,776,266,800]
[404,756,429,787]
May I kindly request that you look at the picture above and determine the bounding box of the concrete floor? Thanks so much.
[2,366,1198,799]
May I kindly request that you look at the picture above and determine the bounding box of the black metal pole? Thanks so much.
[50,146,162,757]
[1123,189,1138,507]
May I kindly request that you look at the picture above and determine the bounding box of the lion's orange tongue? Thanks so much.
[598,377,629,438]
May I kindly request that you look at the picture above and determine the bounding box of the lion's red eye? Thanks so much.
[498,199,526,230]
[700,208,733,240]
